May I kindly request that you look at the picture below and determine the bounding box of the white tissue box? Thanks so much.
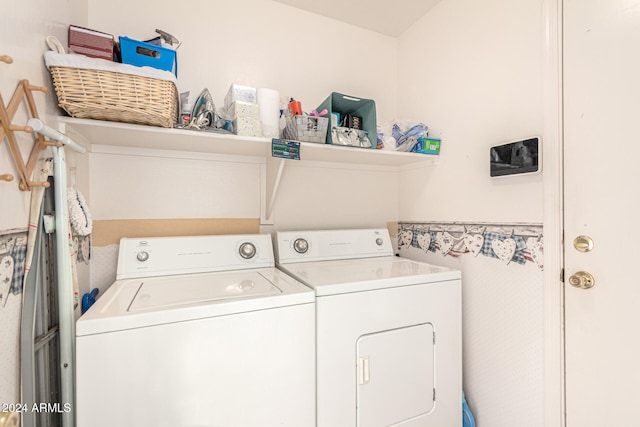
[225,84,257,110]
[228,100,260,120]
[234,116,262,137]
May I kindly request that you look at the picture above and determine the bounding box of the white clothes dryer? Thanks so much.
[75,234,315,427]
[275,228,462,427]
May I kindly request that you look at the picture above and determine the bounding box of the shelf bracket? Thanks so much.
[262,156,287,225]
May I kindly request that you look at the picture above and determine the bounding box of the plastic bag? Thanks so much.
[331,126,372,148]
[377,120,429,151]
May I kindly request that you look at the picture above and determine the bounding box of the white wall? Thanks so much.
[89,148,262,220]
[87,0,398,123]
[78,0,401,301]
[0,1,86,231]
[268,161,399,231]
[0,0,86,405]
[397,0,543,223]
[1,0,547,420]
[400,241,544,427]
[395,1,545,426]
[83,0,401,280]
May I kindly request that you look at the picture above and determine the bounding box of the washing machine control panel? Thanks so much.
[116,234,274,279]
[276,229,394,263]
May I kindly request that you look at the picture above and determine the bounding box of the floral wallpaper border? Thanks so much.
[398,222,543,269]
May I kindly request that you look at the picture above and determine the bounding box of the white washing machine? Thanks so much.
[275,228,462,427]
[75,234,315,427]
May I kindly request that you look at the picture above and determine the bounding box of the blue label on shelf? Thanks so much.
[272,139,301,160]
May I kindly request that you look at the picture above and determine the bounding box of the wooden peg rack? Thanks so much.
[1,54,58,191]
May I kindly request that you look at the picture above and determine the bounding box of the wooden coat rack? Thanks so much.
[0,54,59,191]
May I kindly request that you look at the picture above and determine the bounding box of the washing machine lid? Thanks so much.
[277,256,460,296]
[76,268,314,336]
[128,270,280,312]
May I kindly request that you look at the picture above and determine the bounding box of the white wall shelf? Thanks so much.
[58,116,438,225]
[57,117,438,168]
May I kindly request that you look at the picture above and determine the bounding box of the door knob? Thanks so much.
[568,271,595,289]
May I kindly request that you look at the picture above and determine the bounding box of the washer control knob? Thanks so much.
[136,251,150,262]
[239,242,257,259]
[376,238,384,246]
[293,238,309,254]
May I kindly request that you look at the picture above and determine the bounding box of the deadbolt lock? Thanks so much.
[568,271,595,289]
[573,235,594,253]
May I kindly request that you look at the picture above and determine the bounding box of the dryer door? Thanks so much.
[356,323,435,427]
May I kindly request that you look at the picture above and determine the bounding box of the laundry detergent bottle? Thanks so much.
[462,391,476,427]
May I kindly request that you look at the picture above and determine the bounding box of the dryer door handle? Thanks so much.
[358,356,370,385]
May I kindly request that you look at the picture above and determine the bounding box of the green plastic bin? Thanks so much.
[316,92,377,148]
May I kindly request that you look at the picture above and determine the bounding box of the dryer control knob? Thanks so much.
[239,242,257,259]
[375,238,384,246]
[294,238,309,254]
[136,251,150,262]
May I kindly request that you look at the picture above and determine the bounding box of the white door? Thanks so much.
[563,0,640,425]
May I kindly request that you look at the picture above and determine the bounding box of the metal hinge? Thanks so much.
[433,388,436,401]
[560,268,565,282]
[433,331,436,345]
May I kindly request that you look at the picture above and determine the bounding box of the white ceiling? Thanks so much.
[273,0,442,37]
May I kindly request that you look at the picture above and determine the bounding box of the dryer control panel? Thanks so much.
[275,228,393,264]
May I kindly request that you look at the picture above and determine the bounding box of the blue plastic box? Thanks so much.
[119,36,177,76]
[316,92,377,148]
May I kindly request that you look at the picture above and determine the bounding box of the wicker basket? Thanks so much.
[49,65,178,128]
